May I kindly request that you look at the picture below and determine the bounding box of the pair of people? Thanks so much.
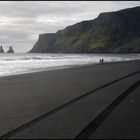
[99,58,104,64]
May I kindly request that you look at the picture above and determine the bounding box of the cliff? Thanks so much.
[30,6,140,53]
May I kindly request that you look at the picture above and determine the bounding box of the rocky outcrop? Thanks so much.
[7,47,14,53]
[30,6,140,53]
[0,46,4,53]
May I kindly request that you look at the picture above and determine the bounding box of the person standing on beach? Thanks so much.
[99,59,102,64]
[102,59,104,64]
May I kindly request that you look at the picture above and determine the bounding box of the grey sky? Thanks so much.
[0,1,140,53]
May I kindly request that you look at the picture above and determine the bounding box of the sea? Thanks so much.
[0,53,140,77]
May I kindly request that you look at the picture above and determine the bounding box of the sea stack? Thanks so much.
[7,46,14,53]
[0,46,4,53]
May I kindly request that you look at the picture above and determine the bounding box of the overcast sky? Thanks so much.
[0,1,140,53]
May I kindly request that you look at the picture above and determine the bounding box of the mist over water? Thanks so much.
[0,53,140,77]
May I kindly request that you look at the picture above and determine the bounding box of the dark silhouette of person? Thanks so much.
[102,59,104,64]
[99,59,102,64]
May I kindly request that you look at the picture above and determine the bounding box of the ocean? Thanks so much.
[0,53,140,77]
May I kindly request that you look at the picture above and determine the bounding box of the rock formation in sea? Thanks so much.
[7,46,14,53]
[0,46,4,53]
[29,6,140,53]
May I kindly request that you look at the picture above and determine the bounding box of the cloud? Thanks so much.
[0,1,139,52]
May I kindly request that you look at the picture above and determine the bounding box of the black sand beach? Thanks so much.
[0,60,140,139]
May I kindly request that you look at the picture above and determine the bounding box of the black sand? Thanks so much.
[0,60,139,139]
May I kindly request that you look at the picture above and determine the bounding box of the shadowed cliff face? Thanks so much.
[30,6,140,53]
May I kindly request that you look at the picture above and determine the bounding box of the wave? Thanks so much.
[0,53,139,77]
